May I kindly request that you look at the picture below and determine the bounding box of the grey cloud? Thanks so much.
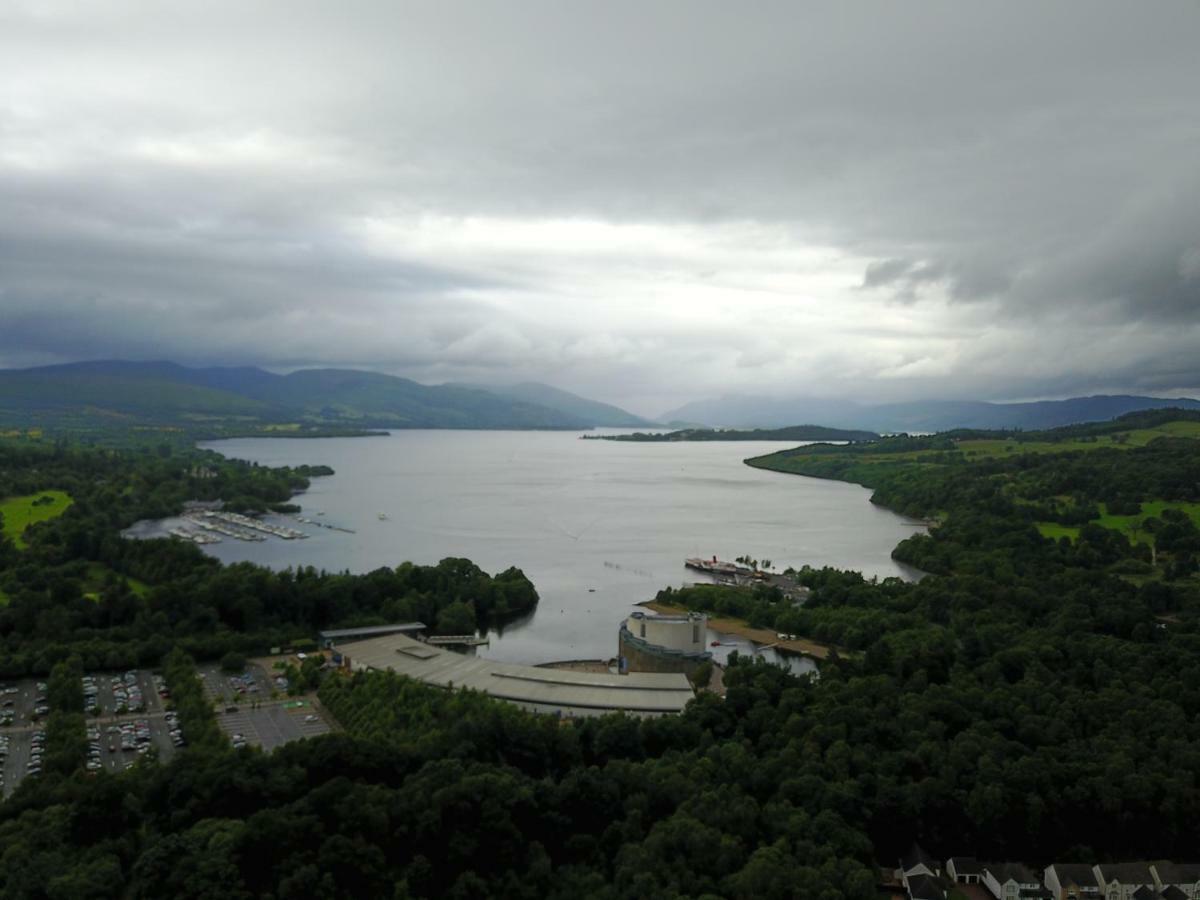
[2,0,1200,410]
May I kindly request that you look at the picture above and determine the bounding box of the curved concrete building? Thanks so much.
[619,611,712,677]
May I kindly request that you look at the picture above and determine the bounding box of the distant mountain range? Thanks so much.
[0,361,649,434]
[660,394,1200,433]
[451,381,654,427]
[6,360,1197,439]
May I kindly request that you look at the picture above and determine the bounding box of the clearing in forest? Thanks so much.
[0,490,74,549]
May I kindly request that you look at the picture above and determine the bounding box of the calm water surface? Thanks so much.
[177,430,924,666]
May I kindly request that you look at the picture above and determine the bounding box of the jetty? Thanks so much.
[186,510,308,541]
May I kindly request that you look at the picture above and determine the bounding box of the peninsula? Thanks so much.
[584,424,879,442]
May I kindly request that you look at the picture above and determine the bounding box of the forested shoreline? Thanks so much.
[1,412,1198,897]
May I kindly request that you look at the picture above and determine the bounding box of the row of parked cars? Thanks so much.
[1,729,46,788]
[228,672,260,695]
[166,711,185,749]
[0,685,17,726]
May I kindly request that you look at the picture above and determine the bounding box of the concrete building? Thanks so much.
[619,611,712,677]
[318,623,426,648]
[337,632,695,718]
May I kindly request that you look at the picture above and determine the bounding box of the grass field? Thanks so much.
[0,490,74,549]
[761,420,1200,472]
[1037,500,1200,546]
[1035,522,1081,542]
[82,562,151,601]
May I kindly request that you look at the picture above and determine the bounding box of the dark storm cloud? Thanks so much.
[0,0,1198,411]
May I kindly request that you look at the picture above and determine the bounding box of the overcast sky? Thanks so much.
[1,1,1198,416]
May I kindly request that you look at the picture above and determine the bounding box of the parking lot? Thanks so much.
[199,660,335,751]
[198,662,276,704]
[0,678,51,728]
[0,728,45,796]
[1,669,181,797]
[2,662,337,794]
[216,701,332,751]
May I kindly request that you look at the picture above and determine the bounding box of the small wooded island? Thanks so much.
[583,424,880,442]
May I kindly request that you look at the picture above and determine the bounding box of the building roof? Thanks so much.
[1130,889,1156,900]
[1161,886,1190,900]
[986,863,1038,886]
[1154,862,1200,885]
[901,843,939,874]
[948,857,982,876]
[318,623,427,642]
[628,610,703,623]
[1095,863,1154,885]
[1048,864,1100,890]
[906,874,945,900]
[339,632,695,716]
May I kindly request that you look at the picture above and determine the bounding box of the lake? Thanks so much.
[160,430,925,667]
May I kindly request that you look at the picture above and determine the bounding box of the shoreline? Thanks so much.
[637,599,839,660]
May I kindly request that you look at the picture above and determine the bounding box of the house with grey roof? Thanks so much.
[1092,863,1155,900]
[1151,863,1200,900]
[948,857,984,885]
[900,843,941,883]
[984,862,1051,899]
[1045,863,1102,899]
[907,873,946,900]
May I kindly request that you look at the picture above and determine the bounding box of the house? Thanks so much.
[984,863,1051,899]
[949,857,985,885]
[1092,864,1155,900]
[1151,863,1200,900]
[1045,863,1102,899]
[901,844,941,883]
[907,874,946,900]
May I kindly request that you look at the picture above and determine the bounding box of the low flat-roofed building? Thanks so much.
[338,632,695,717]
[318,623,427,647]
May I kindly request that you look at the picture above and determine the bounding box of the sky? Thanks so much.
[1,1,1198,417]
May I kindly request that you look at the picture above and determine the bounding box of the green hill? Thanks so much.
[456,381,653,427]
[0,360,591,436]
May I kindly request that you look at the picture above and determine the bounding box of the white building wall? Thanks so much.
[626,613,707,652]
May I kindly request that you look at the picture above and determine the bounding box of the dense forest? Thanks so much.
[1,411,1198,897]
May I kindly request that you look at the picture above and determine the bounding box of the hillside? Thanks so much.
[456,381,654,427]
[662,393,1200,432]
[0,361,594,437]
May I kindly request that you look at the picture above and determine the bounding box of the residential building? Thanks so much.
[907,874,945,900]
[1151,863,1200,900]
[1045,863,1102,899]
[984,862,1050,899]
[949,857,984,885]
[901,843,941,884]
[1092,864,1155,900]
